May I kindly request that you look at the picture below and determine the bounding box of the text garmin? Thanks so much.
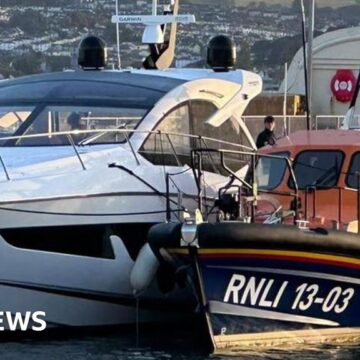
[223,274,355,314]
[0,312,46,331]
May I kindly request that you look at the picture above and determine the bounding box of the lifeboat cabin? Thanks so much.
[256,129,360,232]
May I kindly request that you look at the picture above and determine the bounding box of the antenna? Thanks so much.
[283,62,288,136]
[307,0,315,122]
[300,0,310,130]
[112,0,195,69]
[115,0,121,69]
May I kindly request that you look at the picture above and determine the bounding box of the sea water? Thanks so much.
[0,327,360,360]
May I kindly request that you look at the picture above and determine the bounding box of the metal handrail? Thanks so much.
[66,134,86,171]
[191,148,299,224]
[243,114,360,133]
[314,115,344,130]
[0,128,254,150]
[0,128,255,182]
[304,184,360,228]
[0,155,10,181]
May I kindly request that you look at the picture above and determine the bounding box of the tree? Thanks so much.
[291,0,302,13]
[252,35,303,68]
[103,23,117,44]
[291,0,315,14]
[60,11,96,30]
[103,23,139,44]
[236,41,251,70]
[46,56,70,72]
[9,10,47,36]
[11,51,42,76]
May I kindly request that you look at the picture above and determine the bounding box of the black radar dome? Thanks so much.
[78,35,107,70]
[207,35,236,72]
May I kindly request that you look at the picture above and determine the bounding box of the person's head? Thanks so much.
[68,112,85,130]
[264,115,275,131]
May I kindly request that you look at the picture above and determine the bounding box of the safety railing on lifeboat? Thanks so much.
[190,148,300,224]
[304,177,360,235]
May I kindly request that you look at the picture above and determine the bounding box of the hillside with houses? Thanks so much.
[0,0,360,90]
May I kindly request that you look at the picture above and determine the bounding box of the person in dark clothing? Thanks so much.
[68,112,85,131]
[67,112,87,143]
[256,115,276,148]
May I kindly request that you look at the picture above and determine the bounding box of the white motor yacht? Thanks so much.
[0,0,262,330]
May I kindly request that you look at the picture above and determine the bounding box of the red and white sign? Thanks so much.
[331,70,356,103]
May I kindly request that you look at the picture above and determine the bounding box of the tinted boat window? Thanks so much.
[289,151,344,189]
[139,104,191,166]
[0,82,58,102]
[191,100,253,173]
[0,81,161,108]
[191,100,218,132]
[0,105,147,146]
[254,153,289,191]
[346,152,360,189]
[191,100,221,173]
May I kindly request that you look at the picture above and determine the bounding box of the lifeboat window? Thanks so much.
[139,104,191,166]
[3,105,147,146]
[289,150,344,190]
[346,152,360,189]
[249,152,289,191]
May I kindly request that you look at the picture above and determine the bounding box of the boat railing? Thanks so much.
[314,115,360,130]
[0,128,254,181]
[314,115,344,130]
[304,182,360,233]
[190,148,299,224]
[0,155,10,181]
[243,114,360,137]
[165,167,194,222]
[242,115,308,139]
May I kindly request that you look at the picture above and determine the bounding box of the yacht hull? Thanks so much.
[0,232,192,332]
[0,192,197,228]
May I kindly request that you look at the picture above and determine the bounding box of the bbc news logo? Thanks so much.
[0,311,46,331]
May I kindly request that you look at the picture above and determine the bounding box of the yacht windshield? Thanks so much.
[0,107,35,138]
[0,105,147,146]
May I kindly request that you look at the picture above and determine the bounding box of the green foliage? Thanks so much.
[60,11,96,30]
[11,51,42,76]
[252,35,302,68]
[9,10,47,36]
[103,24,139,44]
[46,56,70,71]
[291,0,302,12]
[1,0,74,5]
[236,41,251,70]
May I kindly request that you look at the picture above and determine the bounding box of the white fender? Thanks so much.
[130,243,160,294]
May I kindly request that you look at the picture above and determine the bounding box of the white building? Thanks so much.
[280,27,360,116]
